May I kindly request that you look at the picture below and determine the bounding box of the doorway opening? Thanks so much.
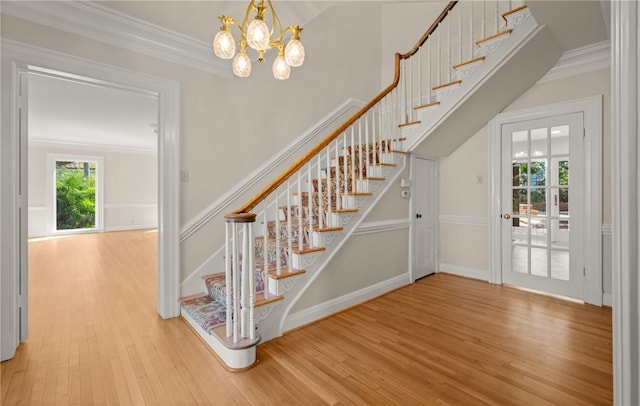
[1,41,180,361]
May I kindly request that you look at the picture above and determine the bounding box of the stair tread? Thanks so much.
[346,191,373,196]
[209,326,261,350]
[502,4,528,20]
[414,101,440,110]
[433,80,462,91]
[180,295,226,332]
[398,120,421,128]
[453,56,486,70]
[201,272,224,281]
[179,292,209,303]
[476,29,513,45]
[313,226,344,233]
[255,293,284,307]
[268,268,307,279]
[333,208,359,213]
[292,246,326,255]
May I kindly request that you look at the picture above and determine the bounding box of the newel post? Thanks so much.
[224,212,257,342]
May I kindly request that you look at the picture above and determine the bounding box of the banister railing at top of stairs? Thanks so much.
[221,0,524,346]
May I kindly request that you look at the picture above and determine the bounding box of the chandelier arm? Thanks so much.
[266,0,285,44]
[240,0,258,37]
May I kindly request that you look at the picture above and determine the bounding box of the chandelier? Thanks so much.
[212,0,305,80]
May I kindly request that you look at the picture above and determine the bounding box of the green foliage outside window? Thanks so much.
[56,161,96,230]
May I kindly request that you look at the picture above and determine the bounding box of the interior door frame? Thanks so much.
[410,154,438,281]
[1,39,181,360]
[489,96,602,305]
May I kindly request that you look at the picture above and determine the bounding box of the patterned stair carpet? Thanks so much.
[180,270,267,332]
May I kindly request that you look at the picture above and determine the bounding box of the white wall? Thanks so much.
[1,4,385,280]
[438,67,612,295]
[28,145,157,236]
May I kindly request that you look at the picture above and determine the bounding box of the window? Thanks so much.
[47,154,103,234]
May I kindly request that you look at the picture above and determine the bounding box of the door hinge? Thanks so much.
[583,128,586,138]
[583,267,586,276]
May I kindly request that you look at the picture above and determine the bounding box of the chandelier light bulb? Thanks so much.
[272,54,290,80]
[233,50,252,78]
[246,18,270,51]
[213,29,236,59]
[284,38,305,67]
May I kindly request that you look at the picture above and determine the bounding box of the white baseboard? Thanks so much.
[603,293,612,307]
[283,273,410,332]
[438,263,489,281]
[103,224,157,232]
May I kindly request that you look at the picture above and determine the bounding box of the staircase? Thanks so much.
[180,1,558,370]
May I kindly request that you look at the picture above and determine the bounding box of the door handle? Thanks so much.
[416,213,422,219]
[503,213,511,220]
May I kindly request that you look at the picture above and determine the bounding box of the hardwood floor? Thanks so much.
[1,230,612,405]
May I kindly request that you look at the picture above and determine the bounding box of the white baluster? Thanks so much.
[448,11,451,83]
[419,46,423,106]
[482,0,486,39]
[297,172,303,252]
[437,27,441,85]
[317,155,323,229]
[335,137,342,212]
[459,5,462,64]
[287,179,292,272]
[225,222,232,338]
[240,221,248,338]
[358,121,363,183]
[326,146,332,227]
[342,135,348,207]
[365,113,370,181]
[496,0,499,33]
[350,127,356,197]
[307,162,313,241]
[470,2,474,60]
[248,222,255,340]
[275,192,281,276]
[263,200,269,299]
[409,57,414,121]
[232,222,240,343]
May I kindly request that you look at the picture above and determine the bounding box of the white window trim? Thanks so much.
[489,95,603,306]
[46,154,104,235]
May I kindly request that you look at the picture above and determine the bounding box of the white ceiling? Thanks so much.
[28,73,159,153]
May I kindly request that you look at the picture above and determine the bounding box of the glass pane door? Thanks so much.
[501,113,583,299]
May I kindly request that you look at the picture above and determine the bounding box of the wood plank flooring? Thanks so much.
[1,230,612,405]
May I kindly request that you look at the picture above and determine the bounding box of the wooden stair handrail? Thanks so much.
[232,1,458,215]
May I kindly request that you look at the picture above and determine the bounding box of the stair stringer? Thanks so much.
[256,155,408,343]
[401,9,560,157]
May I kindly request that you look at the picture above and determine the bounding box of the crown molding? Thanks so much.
[1,1,232,78]
[29,138,158,156]
[538,40,610,83]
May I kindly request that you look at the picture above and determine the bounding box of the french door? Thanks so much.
[500,112,584,299]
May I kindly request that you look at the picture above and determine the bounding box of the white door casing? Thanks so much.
[1,40,180,361]
[489,96,602,306]
[411,156,437,280]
